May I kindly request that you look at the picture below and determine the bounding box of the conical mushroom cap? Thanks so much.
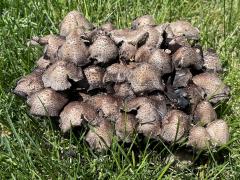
[103,63,129,83]
[139,25,163,47]
[59,101,98,133]
[86,118,114,151]
[60,10,94,36]
[27,88,68,116]
[84,65,104,91]
[42,60,83,91]
[206,119,229,146]
[36,56,51,70]
[119,42,137,62]
[188,126,211,149]
[14,70,44,98]
[161,110,189,142]
[194,101,217,125]
[203,49,222,72]
[165,36,190,53]
[135,45,155,63]
[137,120,161,139]
[131,15,156,29]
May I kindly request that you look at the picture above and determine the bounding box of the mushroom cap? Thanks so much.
[131,15,156,29]
[84,65,104,90]
[135,45,155,63]
[36,56,51,69]
[115,113,137,142]
[103,63,129,83]
[139,25,163,47]
[114,83,135,99]
[203,49,222,72]
[161,110,189,142]
[172,46,203,70]
[14,70,44,98]
[66,27,90,43]
[60,10,94,36]
[101,22,115,32]
[89,35,118,64]
[206,119,229,146]
[42,60,83,91]
[119,42,137,62]
[188,126,211,149]
[192,72,230,103]
[137,120,161,139]
[86,118,114,151]
[169,21,200,40]
[165,36,190,53]
[27,88,68,116]
[127,63,164,93]
[173,69,192,88]
[59,101,98,133]
[148,49,172,74]
[194,101,217,125]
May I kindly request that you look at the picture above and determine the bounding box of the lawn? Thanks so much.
[0,0,240,179]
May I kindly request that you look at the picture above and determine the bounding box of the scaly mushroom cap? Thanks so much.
[135,45,155,63]
[165,36,190,53]
[59,101,98,133]
[172,46,203,70]
[203,49,222,72]
[66,27,90,43]
[173,69,192,88]
[161,110,189,142]
[86,118,114,151]
[114,83,135,99]
[192,72,230,103]
[137,120,161,139]
[188,126,211,149]
[60,10,94,36]
[119,42,137,62]
[27,88,68,116]
[101,22,115,32]
[110,29,149,46]
[58,34,90,66]
[131,15,156,29]
[103,63,129,83]
[139,25,163,47]
[29,35,53,46]
[14,70,44,98]
[42,60,83,91]
[169,21,200,40]
[84,65,104,90]
[36,56,51,69]
[206,119,229,146]
[194,101,217,125]
[148,49,172,74]
[115,113,137,142]
[127,63,164,93]
[89,35,118,64]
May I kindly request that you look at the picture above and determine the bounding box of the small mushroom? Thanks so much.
[203,49,222,72]
[59,101,98,133]
[139,25,163,47]
[119,42,137,62]
[84,65,104,90]
[36,56,51,69]
[27,88,68,116]
[137,120,161,139]
[103,63,129,83]
[114,83,135,99]
[206,119,229,146]
[89,35,118,64]
[165,36,190,53]
[135,45,155,63]
[194,101,217,125]
[173,69,192,88]
[86,118,114,151]
[192,72,230,103]
[101,22,115,32]
[13,70,44,98]
[127,63,164,94]
[42,61,83,91]
[188,126,211,149]
[60,10,94,37]
[131,15,156,29]
[161,110,189,142]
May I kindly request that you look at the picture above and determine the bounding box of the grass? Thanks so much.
[0,0,240,179]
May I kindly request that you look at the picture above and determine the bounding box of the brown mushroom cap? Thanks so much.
[139,25,163,47]
[194,101,217,126]
[27,88,68,116]
[89,35,118,64]
[103,63,129,83]
[42,60,83,91]
[192,72,230,103]
[127,63,164,93]
[137,120,161,139]
[135,45,155,63]
[203,49,222,72]
[173,69,192,88]
[59,101,98,133]
[131,15,156,29]
[86,118,114,151]
[114,83,135,99]
[101,22,115,32]
[165,36,190,53]
[188,126,211,149]
[36,56,51,69]
[206,119,229,146]
[119,42,137,62]
[84,65,104,90]
[14,70,44,98]
[161,110,189,142]
[60,10,94,37]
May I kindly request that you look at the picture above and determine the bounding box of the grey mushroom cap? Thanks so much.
[114,83,135,99]
[166,36,191,53]
[194,101,217,126]
[127,63,164,94]
[192,72,230,103]
[60,10,94,37]
[59,101,98,133]
[84,65,104,91]
[206,119,229,146]
[119,42,137,62]
[137,120,161,139]
[103,63,129,83]
[89,35,118,64]
[36,56,51,69]
[188,126,211,149]
[161,110,189,142]
[42,60,83,91]
[14,70,44,98]
[139,25,163,47]
[173,69,192,88]
[86,118,114,151]
[115,113,137,142]
[27,88,68,116]
[131,15,156,29]
[135,45,155,63]
[203,49,222,72]
[172,46,203,70]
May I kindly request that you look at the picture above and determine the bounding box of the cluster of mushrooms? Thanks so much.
[14,11,230,151]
